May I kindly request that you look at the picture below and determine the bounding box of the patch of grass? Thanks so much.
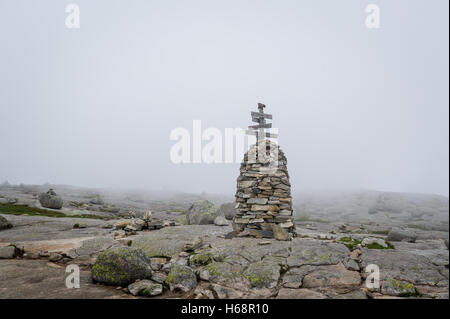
[366,241,395,249]
[339,237,362,250]
[0,203,114,220]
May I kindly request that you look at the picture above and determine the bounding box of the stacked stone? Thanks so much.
[232,140,295,241]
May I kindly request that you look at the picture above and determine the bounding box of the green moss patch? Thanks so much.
[0,203,114,220]
[339,237,362,250]
[366,241,395,249]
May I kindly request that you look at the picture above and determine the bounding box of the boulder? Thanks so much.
[0,216,13,230]
[218,202,236,220]
[0,244,23,259]
[165,264,197,292]
[91,247,153,286]
[127,280,163,297]
[38,189,63,209]
[214,216,229,226]
[387,228,417,243]
[186,200,219,225]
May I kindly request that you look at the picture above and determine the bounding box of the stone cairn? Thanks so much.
[232,103,295,241]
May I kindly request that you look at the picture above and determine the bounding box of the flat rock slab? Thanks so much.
[359,248,448,287]
[276,288,327,299]
[131,225,231,258]
[0,259,130,298]
[392,240,449,267]
[287,238,350,267]
[0,237,96,255]
[0,214,111,242]
[301,263,361,289]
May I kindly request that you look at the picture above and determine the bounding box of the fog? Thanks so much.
[0,0,448,196]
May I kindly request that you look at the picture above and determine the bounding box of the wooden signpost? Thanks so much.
[246,103,278,147]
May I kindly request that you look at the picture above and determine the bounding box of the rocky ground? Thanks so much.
[0,183,448,299]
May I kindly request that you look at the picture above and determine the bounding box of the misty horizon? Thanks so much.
[0,0,448,197]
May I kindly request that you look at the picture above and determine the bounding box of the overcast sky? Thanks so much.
[0,0,448,196]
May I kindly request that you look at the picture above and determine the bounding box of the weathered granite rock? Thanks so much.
[243,259,280,289]
[381,279,419,297]
[0,215,12,230]
[186,200,219,225]
[91,247,153,287]
[301,263,361,289]
[287,239,349,268]
[210,284,244,299]
[276,288,327,299]
[38,189,63,209]
[0,246,18,259]
[199,261,245,286]
[68,237,120,266]
[387,228,417,243]
[128,279,162,297]
[360,248,448,287]
[218,202,236,220]
[214,216,229,226]
[165,264,197,292]
[282,266,316,288]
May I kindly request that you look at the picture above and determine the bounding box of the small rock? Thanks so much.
[114,220,131,230]
[218,202,236,220]
[349,249,361,260]
[151,272,168,284]
[132,218,146,231]
[211,284,243,299]
[128,280,163,297]
[49,253,63,262]
[0,216,13,230]
[194,286,215,299]
[344,258,360,271]
[113,230,126,239]
[165,264,197,292]
[186,200,219,225]
[73,223,87,229]
[273,224,290,241]
[39,251,50,257]
[123,225,136,236]
[150,257,166,271]
[38,189,63,209]
[214,216,230,226]
[183,237,203,251]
